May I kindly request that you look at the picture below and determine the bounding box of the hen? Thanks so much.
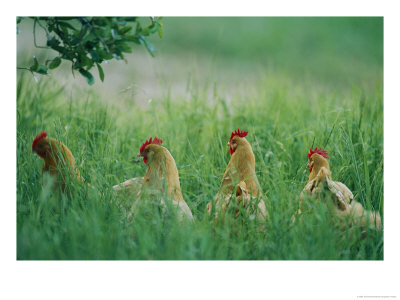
[32,131,81,191]
[300,147,381,230]
[113,137,193,220]
[207,129,267,221]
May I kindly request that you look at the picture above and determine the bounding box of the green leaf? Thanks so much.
[76,25,88,39]
[157,22,163,38]
[92,17,107,26]
[30,56,39,72]
[71,26,88,45]
[29,57,49,75]
[97,48,113,60]
[139,36,157,57]
[57,21,78,32]
[81,32,97,45]
[89,50,101,62]
[35,65,49,75]
[124,35,141,44]
[124,17,137,22]
[77,53,93,69]
[49,57,62,69]
[79,68,95,85]
[47,36,60,48]
[116,19,127,26]
[135,22,142,34]
[115,41,132,53]
[148,22,160,34]
[119,26,132,35]
[96,63,104,82]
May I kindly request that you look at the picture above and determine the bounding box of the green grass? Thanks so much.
[17,17,383,260]
[17,71,383,260]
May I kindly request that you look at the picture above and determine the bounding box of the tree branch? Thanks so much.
[79,17,110,52]
[33,18,49,49]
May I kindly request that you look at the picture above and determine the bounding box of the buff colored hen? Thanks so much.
[300,147,381,230]
[207,129,267,221]
[113,137,193,220]
[32,131,82,191]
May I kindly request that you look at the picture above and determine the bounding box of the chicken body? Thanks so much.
[32,132,81,191]
[113,140,193,220]
[300,151,381,230]
[207,131,267,221]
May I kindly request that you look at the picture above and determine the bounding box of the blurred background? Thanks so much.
[17,17,383,105]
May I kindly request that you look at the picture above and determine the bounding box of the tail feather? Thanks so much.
[113,177,143,193]
[340,200,382,230]
[208,181,267,221]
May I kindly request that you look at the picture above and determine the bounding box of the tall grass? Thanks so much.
[17,65,383,259]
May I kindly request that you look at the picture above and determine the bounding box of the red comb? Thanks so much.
[140,136,163,153]
[229,128,248,142]
[308,147,329,159]
[32,131,47,149]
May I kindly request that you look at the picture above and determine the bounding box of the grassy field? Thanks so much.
[17,17,383,260]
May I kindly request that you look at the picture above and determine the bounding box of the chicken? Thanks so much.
[207,128,267,221]
[299,147,381,230]
[113,137,193,220]
[32,131,81,191]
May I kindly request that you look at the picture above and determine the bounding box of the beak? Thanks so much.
[306,160,313,169]
[227,142,230,147]
[134,153,142,163]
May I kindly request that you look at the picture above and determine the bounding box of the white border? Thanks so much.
[2,1,399,299]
